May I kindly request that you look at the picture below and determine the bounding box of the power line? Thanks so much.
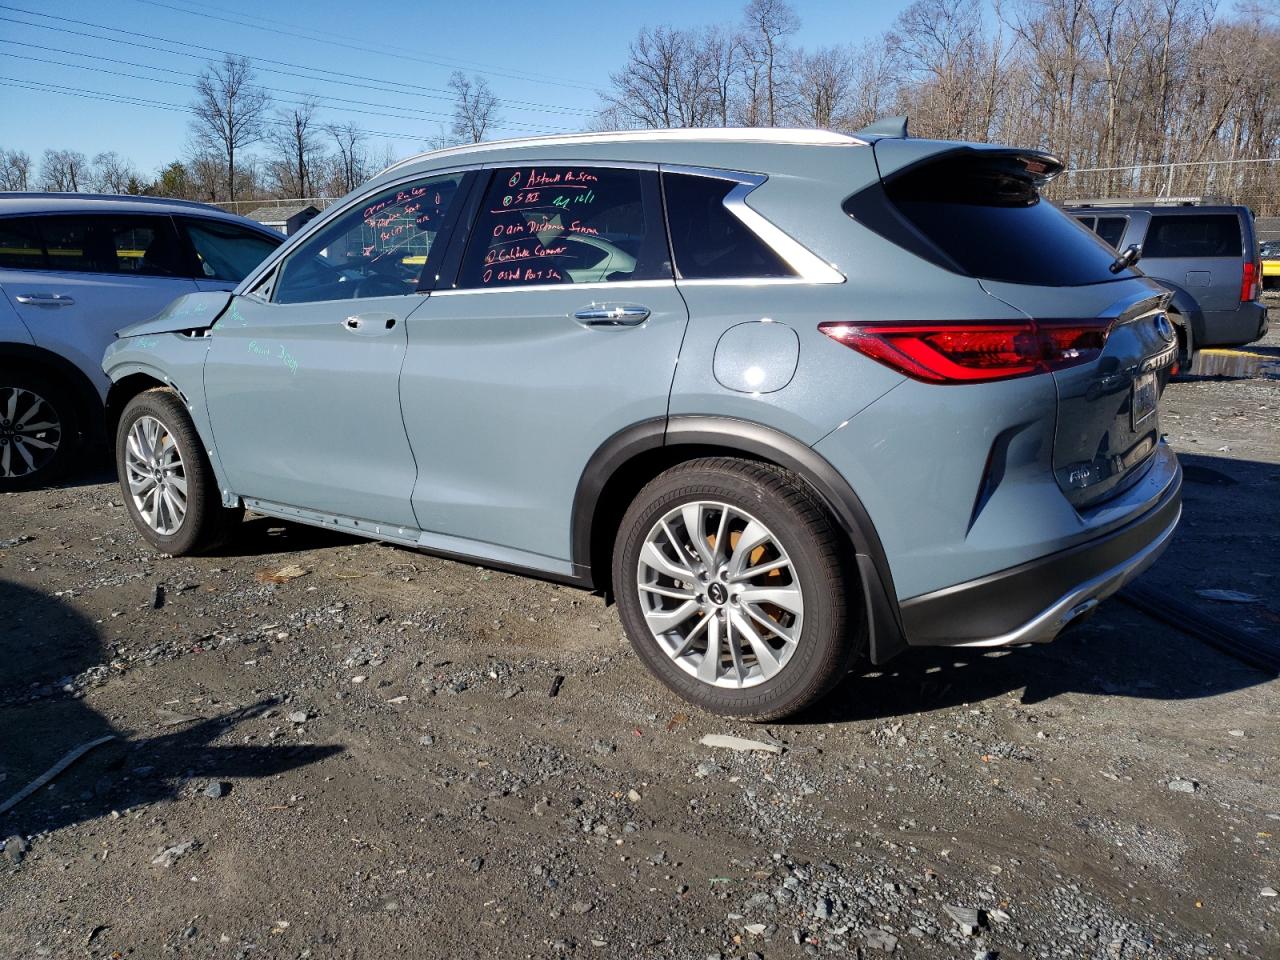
[0,5,598,115]
[126,0,597,93]
[0,35,593,118]
[0,49,561,133]
[0,76,547,144]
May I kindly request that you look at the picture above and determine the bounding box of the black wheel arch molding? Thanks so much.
[571,414,909,665]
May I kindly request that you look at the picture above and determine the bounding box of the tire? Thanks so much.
[0,367,81,491]
[115,388,241,555]
[613,457,860,721]
[1169,307,1194,374]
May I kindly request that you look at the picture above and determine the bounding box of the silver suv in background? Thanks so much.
[0,194,282,488]
[1068,201,1268,359]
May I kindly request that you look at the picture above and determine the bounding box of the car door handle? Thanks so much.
[573,304,650,327]
[15,293,75,306]
[343,313,398,336]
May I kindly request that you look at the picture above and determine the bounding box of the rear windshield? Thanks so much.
[879,153,1125,286]
[1142,214,1242,259]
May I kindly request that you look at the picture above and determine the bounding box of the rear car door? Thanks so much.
[0,213,194,397]
[400,163,688,568]
[203,172,470,527]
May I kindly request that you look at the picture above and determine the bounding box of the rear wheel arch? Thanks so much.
[573,416,907,663]
[0,343,105,445]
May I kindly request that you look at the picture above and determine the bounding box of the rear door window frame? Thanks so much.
[20,212,189,279]
[443,161,672,293]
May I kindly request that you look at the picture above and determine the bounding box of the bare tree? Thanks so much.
[790,46,858,128]
[189,54,270,201]
[40,149,88,192]
[89,151,142,194]
[268,98,323,197]
[743,0,800,125]
[448,71,500,144]
[601,26,721,128]
[326,121,368,194]
[0,148,32,190]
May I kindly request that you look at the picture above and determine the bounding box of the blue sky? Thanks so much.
[0,0,911,176]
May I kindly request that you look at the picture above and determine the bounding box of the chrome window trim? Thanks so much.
[432,278,677,297]
[661,164,845,285]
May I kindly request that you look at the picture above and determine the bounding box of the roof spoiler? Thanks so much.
[854,116,909,140]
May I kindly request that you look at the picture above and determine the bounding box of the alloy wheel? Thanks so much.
[124,415,188,535]
[0,386,62,480]
[635,501,804,689]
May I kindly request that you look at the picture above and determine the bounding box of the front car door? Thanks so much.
[0,212,194,399]
[203,171,471,527]
[400,162,689,572]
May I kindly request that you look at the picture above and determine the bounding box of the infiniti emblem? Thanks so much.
[707,582,728,605]
[1154,313,1176,343]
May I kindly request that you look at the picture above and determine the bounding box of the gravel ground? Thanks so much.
[0,322,1277,960]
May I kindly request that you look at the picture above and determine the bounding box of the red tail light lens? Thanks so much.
[1241,261,1259,302]
[819,319,1112,384]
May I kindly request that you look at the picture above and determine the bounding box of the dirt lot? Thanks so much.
[1,325,1277,960]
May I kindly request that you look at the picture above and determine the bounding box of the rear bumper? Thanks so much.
[898,452,1182,647]
[1201,301,1268,346]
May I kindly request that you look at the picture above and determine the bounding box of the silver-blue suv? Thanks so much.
[0,193,281,488]
[104,125,1183,719]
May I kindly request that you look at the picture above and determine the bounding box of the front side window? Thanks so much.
[0,217,46,270]
[456,166,665,289]
[274,173,465,304]
[181,217,281,282]
[39,215,184,276]
[663,173,795,280]
[1142,214,1242,259]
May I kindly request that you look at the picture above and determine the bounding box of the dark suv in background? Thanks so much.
[1068,200,1268,359]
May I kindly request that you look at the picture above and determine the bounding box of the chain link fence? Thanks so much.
[210,197,339,215]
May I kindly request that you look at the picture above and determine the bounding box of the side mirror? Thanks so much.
[1109,242,1142,274]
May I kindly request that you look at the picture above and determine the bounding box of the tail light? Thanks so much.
[1241,261,1259,302]
[818,319,1112,384]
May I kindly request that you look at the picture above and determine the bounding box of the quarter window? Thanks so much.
[180,217,281,282]
[38,215,184,276]
[663,173,795,280]
[456,166,666,289]
[1142,214,1242,259]
[274,173,465,304]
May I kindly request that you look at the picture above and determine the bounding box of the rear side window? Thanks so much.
[457,166,667,289]
[663,174,794,280]
[876,153,1123,286]
[39,215,184,276]
[0,218,45,270]
[1095,217,1127,249]
[1142,214,1242,259]
[181,217,281,282]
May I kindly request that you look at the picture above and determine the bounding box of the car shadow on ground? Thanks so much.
[209,515,363,559]
[0,580,342,839]
[804,605,1273,727]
